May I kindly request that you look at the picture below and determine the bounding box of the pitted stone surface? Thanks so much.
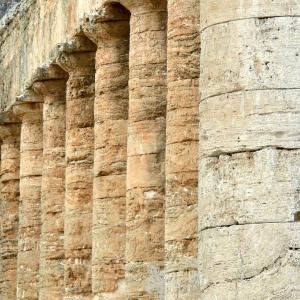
[0,1,300,300]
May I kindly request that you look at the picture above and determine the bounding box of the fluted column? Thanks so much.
[125,1,167,298]
[13,100,43,300]
[199,1,300,299]
[56,35,96,299]
[0,115,20,300]
[83,4,130,298]
[31,66,68,300]
[165,0,200,298]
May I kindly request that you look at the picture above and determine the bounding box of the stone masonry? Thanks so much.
[0,0,299,299]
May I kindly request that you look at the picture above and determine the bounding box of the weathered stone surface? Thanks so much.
[199,3,300,298]
[199,148,300,230]
[13,101,43,300]
[165,0,200,298]
[83,4,130,298]
[56,35,95,299]
[1,1,300,299]
[126,1,167,298]
[0,122,20,300]
[199,90,300,157]
[201,17,300,100]
[200,0,300,31]
[0,0,20,19]
[199,223,300,299]
[32,71,67,300]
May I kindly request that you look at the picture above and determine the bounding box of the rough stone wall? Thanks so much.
[0,0,299,299]
[0,0,21,19]
[199,1,300,299]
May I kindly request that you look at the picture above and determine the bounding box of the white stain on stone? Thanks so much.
[144,190,157,199]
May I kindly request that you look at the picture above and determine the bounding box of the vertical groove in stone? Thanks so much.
[199,3,300,299]
[56,35,96,299]
[33,76,67,300]
[83,4,130,298]
[13,102,43,300]
[126,1,167,298]
[165,0,200,298]
[0,121,20,300]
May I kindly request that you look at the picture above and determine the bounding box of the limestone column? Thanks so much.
[199,1,300,299]
[12,100,43,300]
[83,4,130,298]
[56,35,96,299]
[125,1,167,298]
[31,66,68,300]
[165,0,200,298]
[0,114,20,300]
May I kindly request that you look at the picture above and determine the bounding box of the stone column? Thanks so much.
[83,4,130,298]
[165,0,200,298]
[12,100,43,300]
[125,1,167,298]
[199,1,300,299]
[56,35,96,299]
[0,114,20,300]
[31,65,68,300]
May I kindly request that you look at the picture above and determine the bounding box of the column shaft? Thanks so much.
[36,79,67,299]
[126,2,167,298]
[165,0,200,298]
[0,123,20,300]
[84,10,130,298]
[13,102,43,300]
[199,2,300,299]
[56,39,96,298]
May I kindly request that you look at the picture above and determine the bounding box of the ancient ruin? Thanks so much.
[0,0,299,299]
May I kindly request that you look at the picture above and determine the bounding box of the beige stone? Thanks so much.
[31,66,68,300]
[56,34,95,299]
[0,121,20,300]
[1,1,300,299]
[199,3,300,298]
[13,101,43,300]
[199,223,300,299]
[83,4,130,298]
[199,148,300,230]
[165,0,200,298]
[126,1,167,298]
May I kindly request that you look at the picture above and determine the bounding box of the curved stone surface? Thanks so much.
[56,39,95,299]
[13,101,43,300]
[200,0,300,31]
[0,122,20,300]
[1,1,300,299]
[165,0,200,298]
[199,4,300,298]
[201,17,300,100]
[199,90,300,157]
[198,223,300,299]
[126,1,167,298]
[33,76,67,300]
[83,4,130,298]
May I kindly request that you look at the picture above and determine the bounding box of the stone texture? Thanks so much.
[199,223,300,299]
[0,0,20,19]
[56,34,96,299]
[1,1,300,300]
[126,1,167,298]
[83,3,130,299]
[199,148,300,231]
[165,0,200,298]
[32,67,68,300]
[0,121,20,300]
[199,2,300,298]
[12,101,43,300]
